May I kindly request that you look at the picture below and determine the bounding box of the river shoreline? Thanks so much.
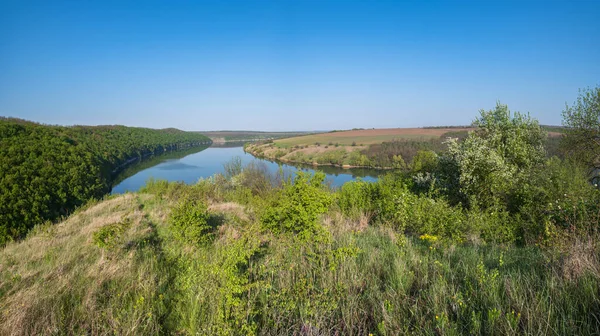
[243,145,398,171]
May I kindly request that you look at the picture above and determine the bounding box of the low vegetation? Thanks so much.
[1,88,599,335]
[0,118,211,245]
[0,88,600,335]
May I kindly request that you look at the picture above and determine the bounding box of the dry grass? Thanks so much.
[560,235,600,281]
[209,202,248,222]
[0,194,166,335]
[323,211,371,236]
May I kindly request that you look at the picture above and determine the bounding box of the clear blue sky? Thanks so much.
[1,0,599,131]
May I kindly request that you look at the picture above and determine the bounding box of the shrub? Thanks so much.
[169,198,213,245]
[399,194,468,241]
[337,179,375,219]
[223,156,242,179]
[441,103,546,209]
[511,158,600,243]
[411,150,438,173]
[140,178,189,200]
[93,219,131,249]
[261,171,333,240]
[339,174,470,241]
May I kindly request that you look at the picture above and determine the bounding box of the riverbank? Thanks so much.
[244,142,405,170]
[244,127,474,170]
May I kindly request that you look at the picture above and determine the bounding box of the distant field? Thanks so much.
[200,130,311,143]
[275,128,473,147]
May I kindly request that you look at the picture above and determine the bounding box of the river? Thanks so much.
[111,145,381,194]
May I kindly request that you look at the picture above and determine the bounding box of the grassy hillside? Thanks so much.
[0,118,211,245]
[1,162,598,335]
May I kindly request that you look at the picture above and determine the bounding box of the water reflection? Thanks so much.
[111,145,383,194]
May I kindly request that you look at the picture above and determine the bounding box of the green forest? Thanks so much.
[0,118,211,245]
[0,88,598,335]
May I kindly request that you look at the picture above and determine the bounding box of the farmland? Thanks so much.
[245,127,473,169]
[274,127,472,147]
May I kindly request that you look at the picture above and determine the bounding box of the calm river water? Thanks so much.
[111,145,381,194]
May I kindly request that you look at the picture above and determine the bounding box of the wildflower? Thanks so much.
[419,234,438,243]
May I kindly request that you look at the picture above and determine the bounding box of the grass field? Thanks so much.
[274,128,472,147]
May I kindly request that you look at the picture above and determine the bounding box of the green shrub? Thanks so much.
[411,150,438,173]
[511,158,600,243]
[174,233,262,335]
[261,171,332,240]
[337,179,375,219]
[169,198,213,245]
[93,219,131,249]
[467,204,518,244]
[223,156,242,179]
[400,195,468,241]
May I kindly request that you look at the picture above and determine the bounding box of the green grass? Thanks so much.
[2,171,599,335]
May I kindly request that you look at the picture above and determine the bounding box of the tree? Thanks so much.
[561,86,600,183]
[443,102,546,208]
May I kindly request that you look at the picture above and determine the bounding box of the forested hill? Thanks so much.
[0,118,211,244]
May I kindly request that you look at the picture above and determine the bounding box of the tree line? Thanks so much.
[0,118,211,245]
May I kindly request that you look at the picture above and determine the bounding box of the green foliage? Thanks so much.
[473,103,546,168]
[361,138,448,168]
[337,179,376,219]
[223,156,243,179]
[174,232,262,335]
[3,155,600,335]
[512,158,600,243]
[561,86,600,178]
[443,103,546,208]
[261,171,332,239]
[92,219,131,249]
[169,198,213,245]
[411,150,438,173]
[0,117,210,245]
[338,174,468,240]
[315,149,346,165]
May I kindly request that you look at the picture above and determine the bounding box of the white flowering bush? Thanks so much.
[441,103,546,209]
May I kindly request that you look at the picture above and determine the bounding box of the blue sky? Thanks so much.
[1,0,599,131]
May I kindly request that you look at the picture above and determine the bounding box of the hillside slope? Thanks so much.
[0,118,211,244]
[1,171,598,335]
